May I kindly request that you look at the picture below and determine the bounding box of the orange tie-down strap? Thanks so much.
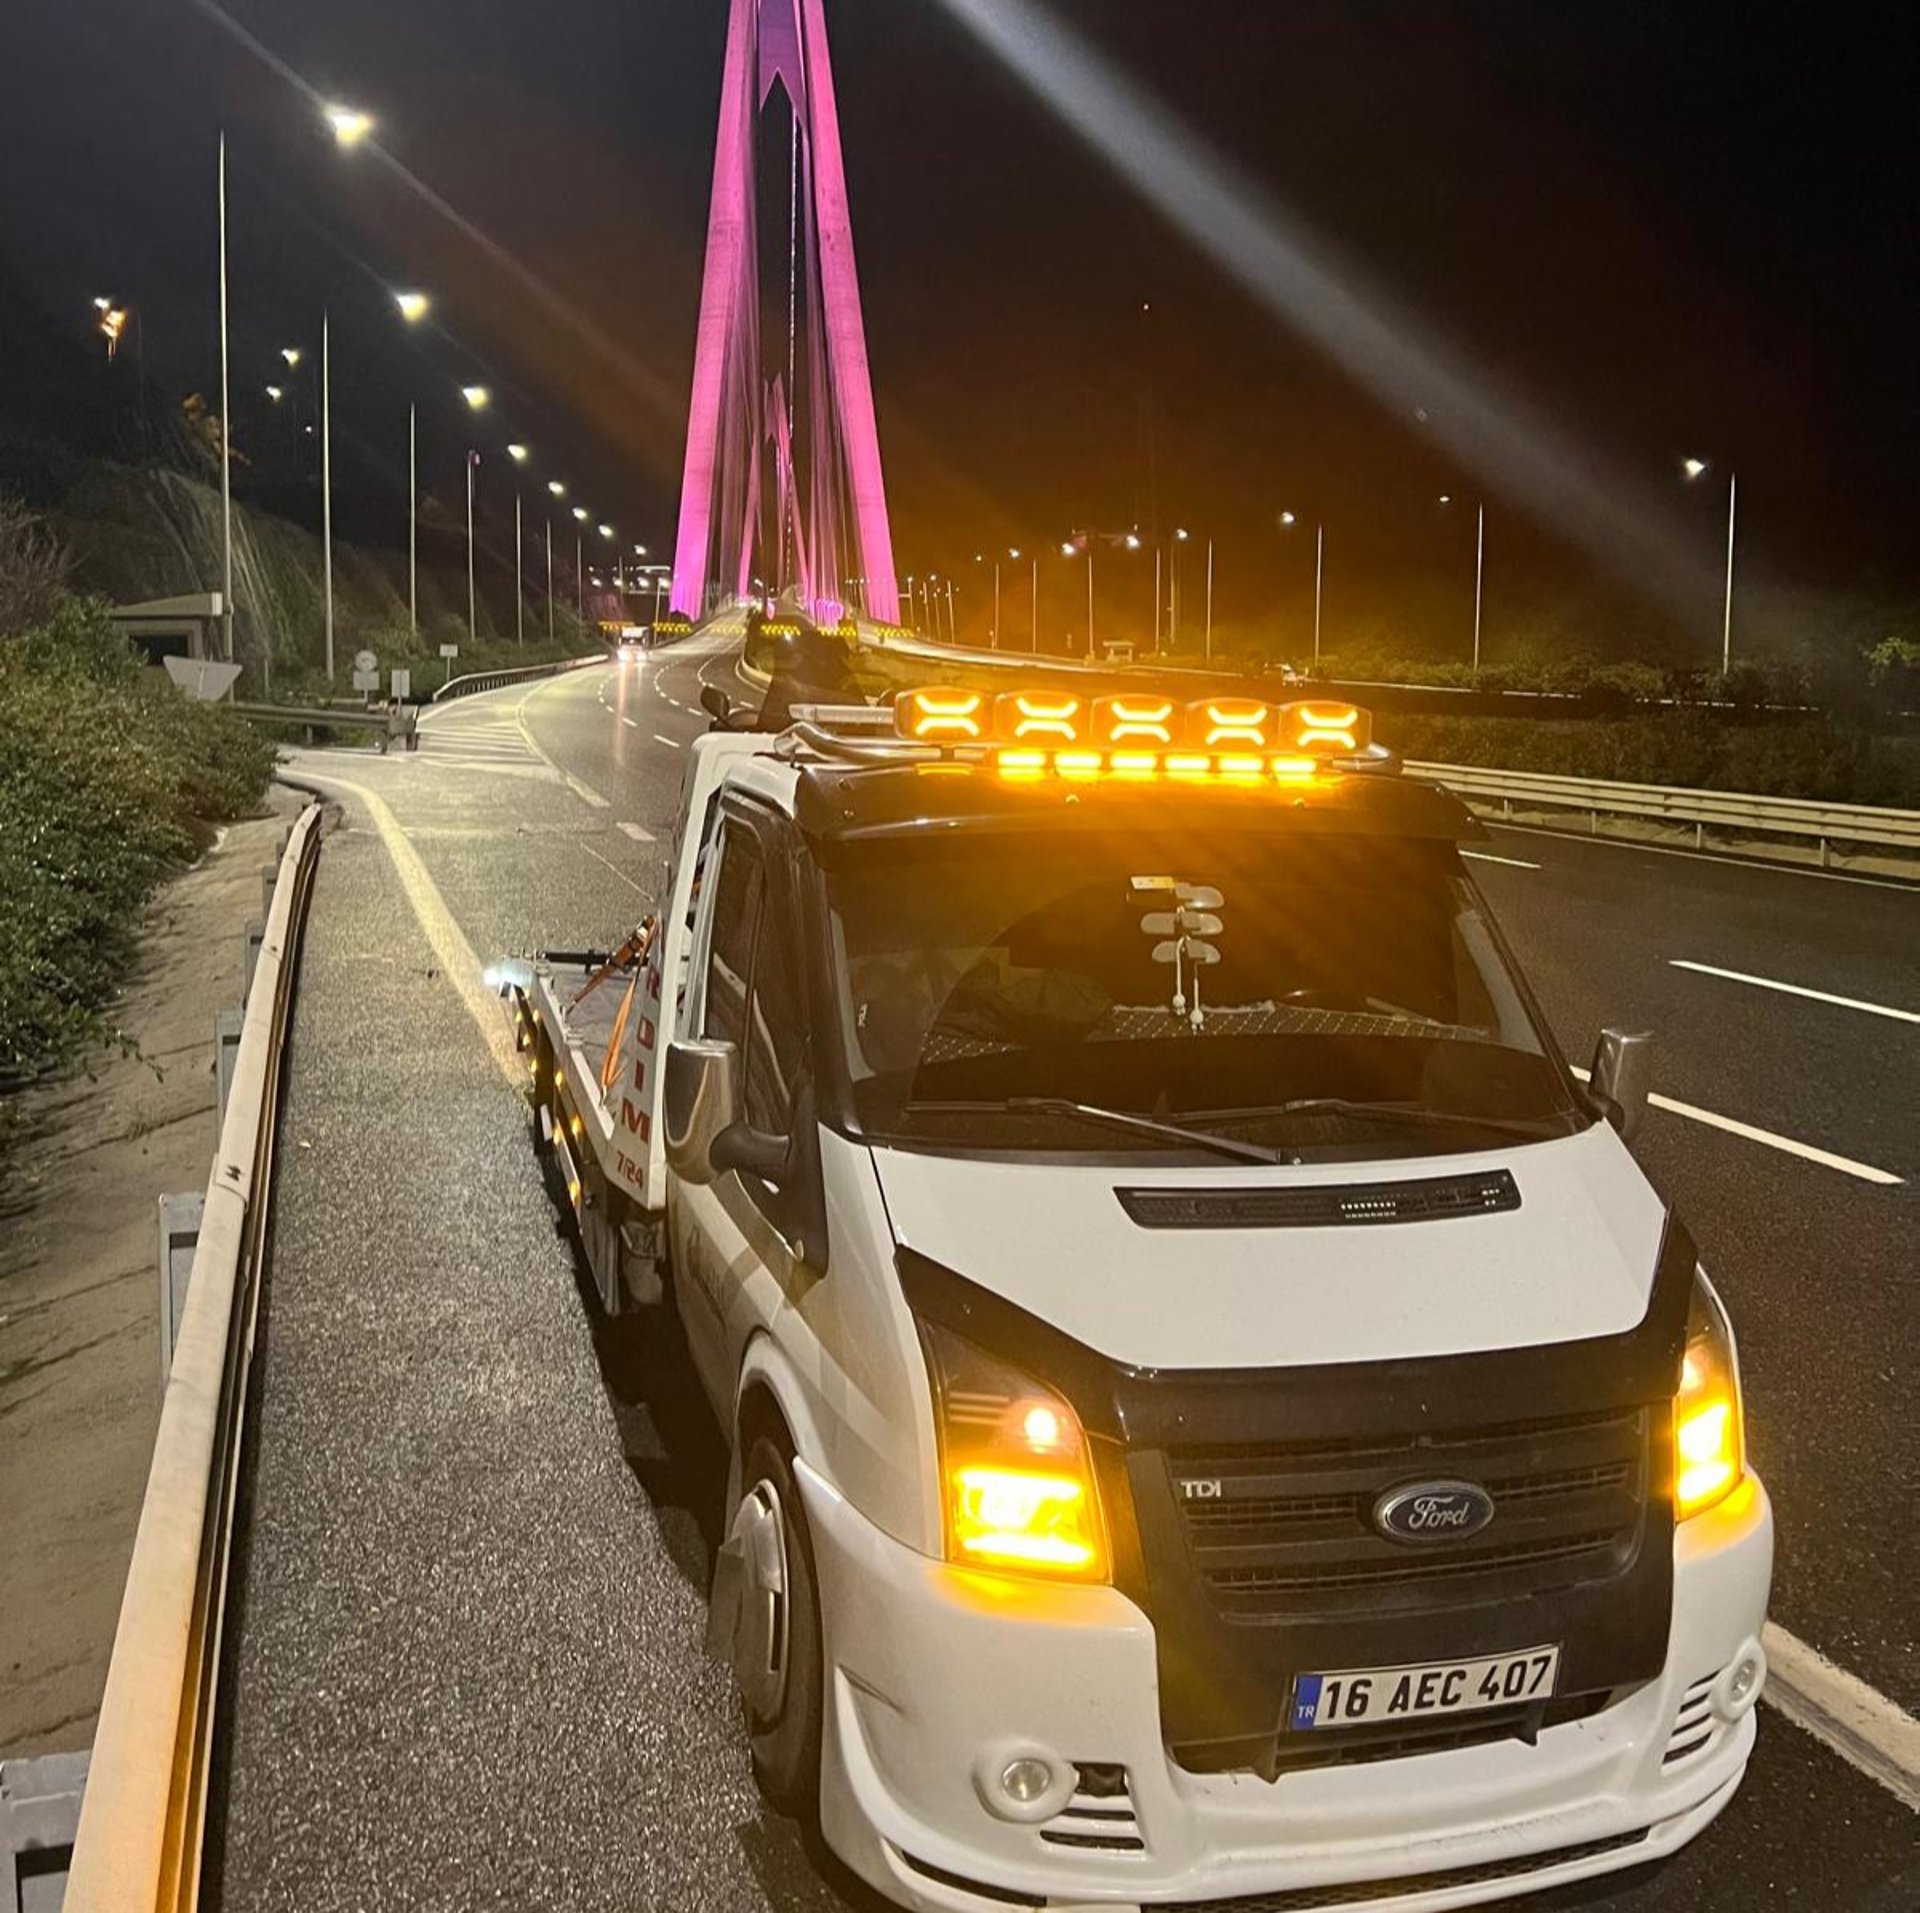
[571,916,659,1010]
[570,918,657,1097]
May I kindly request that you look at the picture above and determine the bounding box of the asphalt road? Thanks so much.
[209,646,1916,1910]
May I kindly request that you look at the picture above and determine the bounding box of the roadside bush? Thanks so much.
[0,598,274,1089]
[0,496,71,637]
[1383,711,1919,809]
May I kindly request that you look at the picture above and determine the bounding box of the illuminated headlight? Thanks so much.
[1674,1272,1746,1520]
[918,1322,1107,1581]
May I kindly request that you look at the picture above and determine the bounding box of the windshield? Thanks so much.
[824,828,1583,1159]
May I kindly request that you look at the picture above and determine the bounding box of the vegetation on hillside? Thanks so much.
[0,510,275,1092]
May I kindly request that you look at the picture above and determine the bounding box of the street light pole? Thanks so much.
[1473,502,1485,673]
[1722,473,1738,673]
[1030,557,1039,652]
[408,403,418,639]
[1313,522,1325,663]
[546,520,555,643]
[216,134,234,666]
[1205,539,1214,661]
[321,310,334,681]
[465,450,477,644]
[993,562,1001,648]
[515,492,524,645]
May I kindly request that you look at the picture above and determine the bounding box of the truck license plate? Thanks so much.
[1291,1645,1560,1731]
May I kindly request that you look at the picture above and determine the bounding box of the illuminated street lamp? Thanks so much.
[1438,495,1486,672]
[572,506,589,522]
[394,289,430,324]
[458,386,495,641]
[281,346,302,369]
[1684,458,1737,672]
[504,448,530,643]
[1279,511,1326,663]
[598,522,615,540]
[265,384,284,402]
[549,479,566,498]
[325,104,375,148]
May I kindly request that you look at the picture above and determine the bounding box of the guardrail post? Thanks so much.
[214,1007,244,1139]
[0,1751,90,1911]
[260,863,279,921]
[244,919,265,996]
[156,1192,204,1383]
[1819,835,1830,869]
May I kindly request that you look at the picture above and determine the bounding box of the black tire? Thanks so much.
[741,1432,825,1814]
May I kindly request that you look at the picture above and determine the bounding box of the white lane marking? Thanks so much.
[581,841,647,896]
[1462,850,1542,869]
[622,716,641,729]
[1669,959,1919,1026]
[566,773,611,809]
[618,822,654,842]
[1762,1622,1920,1811]
[1568,1066,1902,1185]
[653,733,682,749]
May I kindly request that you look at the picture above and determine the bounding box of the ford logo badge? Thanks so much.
[1374,1480,1497,1544]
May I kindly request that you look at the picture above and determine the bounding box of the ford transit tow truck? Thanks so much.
[504,685,1771,1912]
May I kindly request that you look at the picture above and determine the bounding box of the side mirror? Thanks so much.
[663,1038,740,1184]
[700,684,733,724]
[712,1122,789,1184]
[1590,1027,1653,1143]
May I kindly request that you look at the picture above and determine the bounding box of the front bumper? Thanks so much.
[798,1463,1773,1913]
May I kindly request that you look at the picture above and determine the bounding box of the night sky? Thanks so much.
[3,0,1915,647]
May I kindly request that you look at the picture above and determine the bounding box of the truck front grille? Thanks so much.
[1169,1407,1649,1621]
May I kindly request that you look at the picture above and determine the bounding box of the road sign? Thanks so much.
[161,657,243,701]
[353,648,378,676]
[351,668,379,693]
[439,644,459,660]
[390,668,412,701]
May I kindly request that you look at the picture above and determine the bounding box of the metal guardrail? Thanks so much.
[62,801,326,1913]
[231,701,385,730]
[431,653,605,703]
[1407,760,1920,863]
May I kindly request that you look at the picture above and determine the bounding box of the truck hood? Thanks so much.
[870,1124,1666,1371]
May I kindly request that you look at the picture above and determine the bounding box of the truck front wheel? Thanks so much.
[739,1433,825,1813]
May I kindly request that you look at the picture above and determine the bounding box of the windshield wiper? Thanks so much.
[1193,1098,1566,1142]
[902,1097,1284,1165]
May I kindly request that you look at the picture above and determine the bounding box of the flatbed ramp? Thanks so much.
[207,815,849,1910]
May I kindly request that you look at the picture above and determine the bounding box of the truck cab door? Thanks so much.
[671,802,824,1415]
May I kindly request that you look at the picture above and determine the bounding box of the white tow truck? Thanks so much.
[507,684,1772,1913]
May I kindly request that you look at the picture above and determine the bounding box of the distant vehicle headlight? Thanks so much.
[1674,1272,1746,1520]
